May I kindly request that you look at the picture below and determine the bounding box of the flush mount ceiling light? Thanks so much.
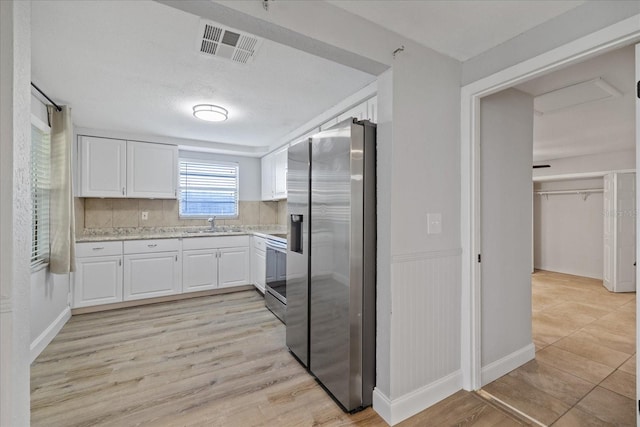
[193,104,228,122]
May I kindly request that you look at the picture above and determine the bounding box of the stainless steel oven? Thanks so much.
[265,237,287,323]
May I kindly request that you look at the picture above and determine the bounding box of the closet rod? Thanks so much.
[534,188,603,196]
[31,82,62,112]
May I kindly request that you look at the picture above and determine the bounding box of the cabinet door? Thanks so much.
[73,255,123,308]
[219,247,250,288]
[127,141,177,199]
[261,153,274,200]
[79,136,126,197]
[273,146,288,199]
[183,249,218,292]
[123,252,181,300]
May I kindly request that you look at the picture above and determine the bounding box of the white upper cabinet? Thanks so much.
[78,136,177,199]
[261,146,287,201]
[126,141,177,199]
[261,153,274,200]
[273,146,288,200]
[79,136,127,197]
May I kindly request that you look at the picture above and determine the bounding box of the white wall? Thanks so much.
[1,1,32,424]
[480,89,534,381]
[461,1,640,85]
[534,179,604,279]
[381,41,462,422]
[533,149,635,178]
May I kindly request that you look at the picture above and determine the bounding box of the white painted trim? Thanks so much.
[30,306,71,363]
[533,169,635,182]
[481,343,535,386]
[372,371,462,426]
[391,248,462,264]
[460,14,640,392]
[372,388,393,426]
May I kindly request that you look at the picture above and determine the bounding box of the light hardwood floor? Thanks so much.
[483,270,636,426]
[32,290,527,426]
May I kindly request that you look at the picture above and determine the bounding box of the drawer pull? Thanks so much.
[147,244,158,248]
[92,247,105,251]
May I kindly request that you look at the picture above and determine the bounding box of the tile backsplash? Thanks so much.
[77,198,287,231]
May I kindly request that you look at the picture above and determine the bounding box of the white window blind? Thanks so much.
[179,157,239,218]
[31,120,51,270]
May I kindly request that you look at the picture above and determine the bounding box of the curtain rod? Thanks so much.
[30,82,62,112]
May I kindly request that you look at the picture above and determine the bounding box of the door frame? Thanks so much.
[460,15,640,391]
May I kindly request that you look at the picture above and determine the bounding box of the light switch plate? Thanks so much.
[427,213,442,234]
[141,211,149,221]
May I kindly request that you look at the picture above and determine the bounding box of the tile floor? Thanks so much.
[483,270,636,426]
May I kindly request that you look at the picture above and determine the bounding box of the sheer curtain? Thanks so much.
[48,105,75,274]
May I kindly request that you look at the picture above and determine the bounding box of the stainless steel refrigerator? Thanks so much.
[286,118,376,412]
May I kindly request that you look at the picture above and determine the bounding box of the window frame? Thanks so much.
[178,153,240,219]
[30,114,51,272]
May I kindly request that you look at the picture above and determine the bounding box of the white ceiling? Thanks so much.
[32,0,606,159]
[31,1,376,154]
[516,45,635,162]
[326,0,586,61]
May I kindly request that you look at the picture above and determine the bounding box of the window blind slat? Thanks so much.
[31,123,50,270]
[179,156,239,218]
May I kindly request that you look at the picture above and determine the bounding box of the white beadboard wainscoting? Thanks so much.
[374,248,462,425]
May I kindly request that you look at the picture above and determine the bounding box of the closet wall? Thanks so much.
[534,178,604,279]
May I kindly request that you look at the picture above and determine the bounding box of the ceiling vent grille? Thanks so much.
[197,20,263,65]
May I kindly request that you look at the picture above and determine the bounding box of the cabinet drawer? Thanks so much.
[124,238,180,254]
[76,241,123,258]
[253,236,266,252]
[182,235,250,250]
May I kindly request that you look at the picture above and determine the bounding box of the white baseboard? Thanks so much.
[372,370,462,426]
[30,306,71,363]
[481,343,535,386]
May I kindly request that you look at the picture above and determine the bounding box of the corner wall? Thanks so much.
[480,89,534,384]
[374,41,463,425]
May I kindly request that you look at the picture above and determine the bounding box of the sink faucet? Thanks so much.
[207,217,216,231]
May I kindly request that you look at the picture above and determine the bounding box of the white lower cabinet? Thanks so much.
[123,239,181,301]
[219,247,250,288]
[74,241,124,308]
[250,236,267,293]
[182,249,219,292]
[75,236,252,308]
[182,235,250,293]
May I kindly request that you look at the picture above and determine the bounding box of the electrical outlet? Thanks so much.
[141,211,149,221]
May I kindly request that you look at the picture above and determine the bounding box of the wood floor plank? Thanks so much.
[33,290,530,427]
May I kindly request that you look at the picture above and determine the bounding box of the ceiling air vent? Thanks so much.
[197,20,263,65]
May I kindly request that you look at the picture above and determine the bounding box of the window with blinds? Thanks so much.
[179,156,239,218]
[31,119,51,270]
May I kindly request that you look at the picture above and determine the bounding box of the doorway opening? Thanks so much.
[476,44,637,425]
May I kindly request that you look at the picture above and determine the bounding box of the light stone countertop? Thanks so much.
[76,226,287,243]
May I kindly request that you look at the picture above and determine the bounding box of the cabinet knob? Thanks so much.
[92,247,104,251]
[122,187,125,195]
[147,244,157,248]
